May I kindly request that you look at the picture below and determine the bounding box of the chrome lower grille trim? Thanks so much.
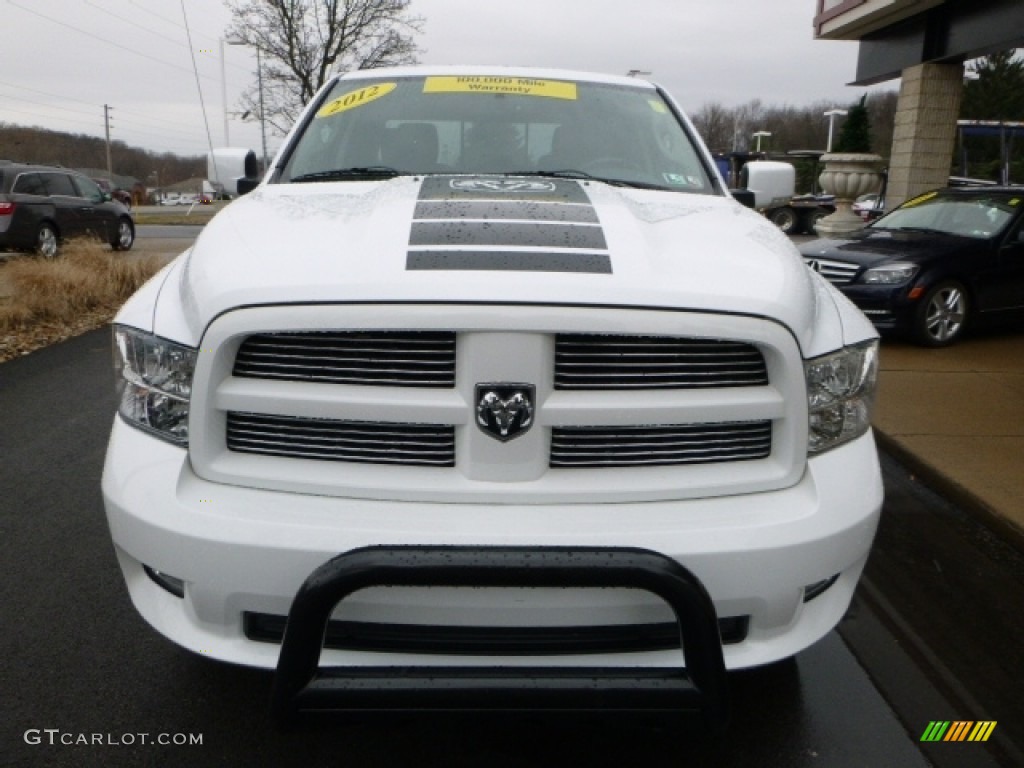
[226,412,455,467]
[550,421,772,468]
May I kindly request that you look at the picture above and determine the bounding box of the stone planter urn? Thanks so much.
[814,153,884,237]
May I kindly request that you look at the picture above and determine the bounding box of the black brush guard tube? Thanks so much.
[271,546,729,729]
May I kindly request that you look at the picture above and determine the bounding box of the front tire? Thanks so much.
[768,207,798,235]
[35,222,58,258]
[111,217,135,251]
[806,208,830,234]
[913,280,969,346]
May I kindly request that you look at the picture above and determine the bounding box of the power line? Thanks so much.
[0,77,99,110]
[84,0,252,75]
[0,89,213,143]
[0,89,103,121]
[6,0,219,83]
[179,0,218,180]
[0,114,214,156]
[83,0,188,47]
[128,0,221,44]
[0,106,104,134]
[0,99,213,151]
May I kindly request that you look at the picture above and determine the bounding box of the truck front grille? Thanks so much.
[555,334,767,390]
[226,412,455,467]
[550,421,772,468]
[233,331,456,388]
[199,307,802,502]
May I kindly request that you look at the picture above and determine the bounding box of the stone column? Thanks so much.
[885,61,964,210]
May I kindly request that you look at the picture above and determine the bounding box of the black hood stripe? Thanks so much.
[414,200,600,223]
[407,176,611,274]
[408,250,612,274]
[410,220,606,250]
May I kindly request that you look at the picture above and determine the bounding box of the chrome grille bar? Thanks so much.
[555,334,768,390]
[227,412,455,466]
[233,331,456,388]
[550,422,772,468]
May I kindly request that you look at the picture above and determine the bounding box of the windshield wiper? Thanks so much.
[887,226,948,235]
[507,170,669,191]
[289,166,401,183]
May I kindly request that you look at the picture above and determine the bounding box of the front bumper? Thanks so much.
[102,417,882,671]
[840,283,919,331]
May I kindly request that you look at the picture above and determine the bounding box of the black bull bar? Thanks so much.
[270,546,729,729]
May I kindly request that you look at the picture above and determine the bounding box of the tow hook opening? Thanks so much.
[143,565,185,598]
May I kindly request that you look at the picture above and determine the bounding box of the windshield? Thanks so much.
[279,74,715,193]
[873,191,1020,239]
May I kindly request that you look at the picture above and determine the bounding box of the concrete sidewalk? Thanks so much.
[873,329,1024,550]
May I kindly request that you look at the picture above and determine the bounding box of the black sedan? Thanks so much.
[800,187,1024,346]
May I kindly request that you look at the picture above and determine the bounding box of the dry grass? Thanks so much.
[0,238,170,362]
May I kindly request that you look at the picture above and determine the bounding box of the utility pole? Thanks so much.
[256,47,268,174]
[104,104,113,176]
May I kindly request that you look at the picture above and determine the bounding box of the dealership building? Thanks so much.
[814,0,1024,207]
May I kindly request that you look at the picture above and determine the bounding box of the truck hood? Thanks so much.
[172,176,832,350]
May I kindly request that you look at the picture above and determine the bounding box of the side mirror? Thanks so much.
[236,177,260,196]
[730,189,756,209]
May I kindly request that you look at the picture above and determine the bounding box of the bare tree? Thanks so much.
[731,99,765,152]
[225,0,423,135]
[690,102,734,153]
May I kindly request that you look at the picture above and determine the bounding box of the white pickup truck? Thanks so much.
[102,66,882,725]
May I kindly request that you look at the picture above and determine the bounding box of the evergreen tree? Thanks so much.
[961,50,1024,120]
[833,95,872,153]
[959,50,1024,181]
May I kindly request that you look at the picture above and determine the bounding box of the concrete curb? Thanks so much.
[874,430,1024,556]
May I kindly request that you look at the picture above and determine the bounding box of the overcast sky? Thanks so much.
[0,0,895,160]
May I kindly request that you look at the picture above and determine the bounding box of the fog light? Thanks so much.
[803,574,840,603]
[144,565,185,598]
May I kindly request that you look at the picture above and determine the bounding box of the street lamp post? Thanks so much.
[752,131,772,152]
[220,39,230,146]
[226,39,269,175]
[823,109,847,153]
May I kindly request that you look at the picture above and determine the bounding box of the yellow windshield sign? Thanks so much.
[317,83,396,118]
[903,191,938,208]
[423,76,577,100]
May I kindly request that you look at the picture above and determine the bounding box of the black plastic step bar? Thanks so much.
[270,546,729,729]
